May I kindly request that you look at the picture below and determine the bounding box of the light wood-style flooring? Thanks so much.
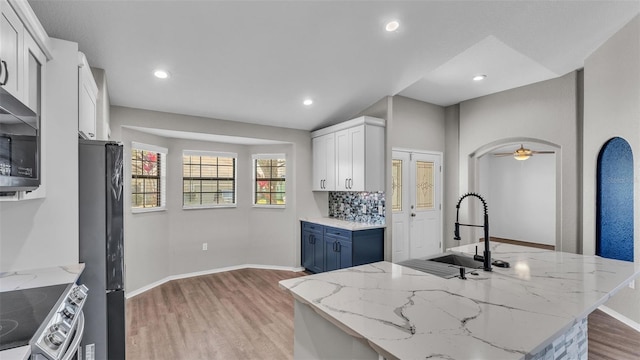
[126,268,640,360]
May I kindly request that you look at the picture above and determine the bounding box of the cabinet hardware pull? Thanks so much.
[336,242,341,252]
[345,178,348,189]
[349,178,353,189]
[0,59,3,85]
[0,60,7,86]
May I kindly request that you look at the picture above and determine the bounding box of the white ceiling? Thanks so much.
[29,1,639,131]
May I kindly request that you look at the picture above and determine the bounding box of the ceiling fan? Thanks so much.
[493,144,555,161]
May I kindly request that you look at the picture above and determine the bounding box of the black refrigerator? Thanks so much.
[79,139,126,360]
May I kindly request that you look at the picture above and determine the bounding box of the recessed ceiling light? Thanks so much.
[385,21,400,32]
[473,74,487,81]
[303,99,313,106]
[154,69,170,79]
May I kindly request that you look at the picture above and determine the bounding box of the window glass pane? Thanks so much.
[271,180,285,192]
[392,159,402,212]
[218,157,233,166]
[144,193,158,207]
[256,193,270,205]
[201,193,217,204]
[201,165,217,177]
[189,165,200,177]
[182,155,191,164]
[272,192,285,205]
[218,165,234,178]
[184,193,200,206]
[201,180,217,192]
[256,180,270,193]
[416,161,434,210]
[201,156,217,165]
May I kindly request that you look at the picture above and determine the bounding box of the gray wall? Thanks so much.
[457,72,579,253]
[583,15,640,323]
[0,39,79,272]
[443,105,459,250]
[110,106,319,294]
[478,153,556,246]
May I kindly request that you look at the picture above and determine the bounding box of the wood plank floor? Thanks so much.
[588,309,640,360]
[126,268,640,360]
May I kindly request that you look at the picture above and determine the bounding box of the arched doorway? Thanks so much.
[597,137,634,262]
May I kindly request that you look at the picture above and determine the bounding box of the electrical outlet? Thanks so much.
[630,280,635,289]
[361,204,366,213]
[202,243,208,251]
[340,203,344,211]
[378,205,383,215]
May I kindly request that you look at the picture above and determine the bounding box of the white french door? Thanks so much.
[391,150,442,263]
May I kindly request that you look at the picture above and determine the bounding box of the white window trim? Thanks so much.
[182,150,238,209]
[131,143,168,213]
[252,153,286,208]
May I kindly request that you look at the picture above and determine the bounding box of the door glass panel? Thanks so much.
[392,159,402,211]
[416,161,434,210]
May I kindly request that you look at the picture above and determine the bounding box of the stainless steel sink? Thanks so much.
[398,252,482,279]
[427,253,483,269]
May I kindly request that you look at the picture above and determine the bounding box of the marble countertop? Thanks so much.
[0,263,85,292]
[279,243,640,360]
[300,217,386,231]
[0,264,85,360]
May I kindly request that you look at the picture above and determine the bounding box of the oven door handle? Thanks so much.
[61,311,85,360]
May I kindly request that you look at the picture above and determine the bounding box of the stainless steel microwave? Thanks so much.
[0,87,40,193]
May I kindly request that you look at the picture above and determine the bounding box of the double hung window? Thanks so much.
[183,151,237,208]
[131,142,167,211]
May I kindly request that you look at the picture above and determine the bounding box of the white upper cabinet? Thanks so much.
[312,133,335,191]
[23,31,44,113]
[312,116,385,192]
[78,52,98,140]
[0,0,24,100]
[0,0,48,113]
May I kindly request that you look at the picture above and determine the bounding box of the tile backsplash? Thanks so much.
[329,191,385,224]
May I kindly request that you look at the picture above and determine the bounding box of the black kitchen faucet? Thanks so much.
[454,192,492,272]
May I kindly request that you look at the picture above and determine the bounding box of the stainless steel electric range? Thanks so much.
[0,283,88,360]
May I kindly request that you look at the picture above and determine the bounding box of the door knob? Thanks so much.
[411,213,416,217]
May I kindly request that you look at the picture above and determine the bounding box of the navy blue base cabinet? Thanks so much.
[301,221,384,273]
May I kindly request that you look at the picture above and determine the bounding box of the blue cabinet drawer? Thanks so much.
[323,226,352,240]
[302,221,323,233]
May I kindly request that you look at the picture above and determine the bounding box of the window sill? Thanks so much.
[183,204,237,210]
[252,204,286,209]
[132,207,167,214]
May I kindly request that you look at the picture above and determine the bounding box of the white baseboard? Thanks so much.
[598,305,640,332]
[125,264,304,299]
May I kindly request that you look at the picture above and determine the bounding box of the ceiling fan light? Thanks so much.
[514,153,531,161]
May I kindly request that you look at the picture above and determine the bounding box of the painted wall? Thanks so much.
[389,96,446,153]
[0,39,79,272]
[109,106,318,293]
[583,15,640,323]
[443,105,460,250]
[458,72,579,253]
[478,154,556,246]
[119,128,171,293]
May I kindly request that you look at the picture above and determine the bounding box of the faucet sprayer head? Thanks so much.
[454,222,461,240]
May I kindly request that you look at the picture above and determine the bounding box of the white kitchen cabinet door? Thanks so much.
[335,128,351,191]
[0,0,24,100]
[23,33,45,113]
[78,53,98,140]
[336,125,366,191]
[312,133,335,191]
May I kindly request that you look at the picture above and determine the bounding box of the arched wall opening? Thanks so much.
[596,137,634,262]
[467,137,561,249]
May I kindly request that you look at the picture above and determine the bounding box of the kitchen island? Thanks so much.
[279,243,639,359]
